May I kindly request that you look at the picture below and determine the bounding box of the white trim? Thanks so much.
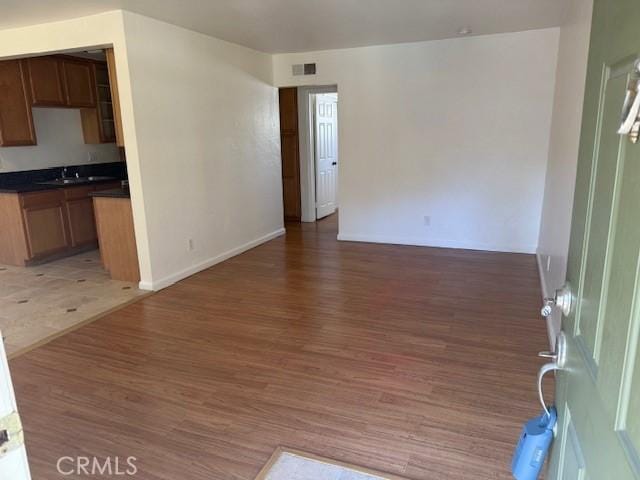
[337,232,537,254]
[536,252,556,349]
[139,228,286,291]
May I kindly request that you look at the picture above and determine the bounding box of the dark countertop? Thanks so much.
[0,162,127,194]
[0,183,62,193]
[89,187,130,199]
[0,178,123,194]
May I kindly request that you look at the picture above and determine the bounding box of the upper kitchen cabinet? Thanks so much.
[0,60,37,146]
[25,56,96,109]
[81,62,116,144]
[62,58,96,108]
[106,49,124,147]
[25,56,66,106]
[0,53,120,147]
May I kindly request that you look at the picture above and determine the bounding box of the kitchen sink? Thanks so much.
[38,178,89,185]
[87,176,115,182]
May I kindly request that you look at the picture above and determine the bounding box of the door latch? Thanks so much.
[0,411,24,457]
[538,331,567,369]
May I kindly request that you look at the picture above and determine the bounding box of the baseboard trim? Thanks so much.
[337,233,537,254]
[139,227,286,291]
[536,252,555,349]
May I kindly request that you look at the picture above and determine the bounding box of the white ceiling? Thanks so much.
[0,0,570,53]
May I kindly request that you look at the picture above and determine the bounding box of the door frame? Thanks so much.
[297,85,338,222]
[0,332,31,479]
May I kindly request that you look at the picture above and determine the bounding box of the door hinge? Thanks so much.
[0,411,24,457]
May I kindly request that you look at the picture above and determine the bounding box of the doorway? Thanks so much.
[313,92,338,219]
[0,46,145,358]
[278,86,339,223]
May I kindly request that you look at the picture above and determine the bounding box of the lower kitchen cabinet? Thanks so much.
[0,183,120,266]
[65,197,97,247]
[21,191,69,258]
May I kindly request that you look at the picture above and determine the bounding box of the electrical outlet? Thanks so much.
[188,239,194,251]
[87,152,98,162]
[423,215,431,227]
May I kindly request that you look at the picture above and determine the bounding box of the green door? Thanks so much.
[548,0,640,478]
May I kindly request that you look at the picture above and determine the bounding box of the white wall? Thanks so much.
[537,0,594,345]
[0,108,120,172]
[273,29,560,253]
[121,12,283,289]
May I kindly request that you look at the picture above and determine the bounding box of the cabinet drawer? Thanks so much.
[19,189,64,209]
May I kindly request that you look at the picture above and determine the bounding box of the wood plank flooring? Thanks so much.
[9,214,549,479]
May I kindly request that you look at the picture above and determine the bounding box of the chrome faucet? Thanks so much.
[61,166,69,179]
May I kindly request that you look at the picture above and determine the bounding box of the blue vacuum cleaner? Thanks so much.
[511,359,560,479]
[511,407,557,480]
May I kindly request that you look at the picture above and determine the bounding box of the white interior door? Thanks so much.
[0,332,30,479]
[314,93,338,219]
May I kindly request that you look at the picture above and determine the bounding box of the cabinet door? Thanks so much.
[23,205,69,258]
[25,56,65,106]
[106,49,124,146]
[0,60,36,146]
[80,63,116,144]
[63,60,96,108]
[66,198,97,247]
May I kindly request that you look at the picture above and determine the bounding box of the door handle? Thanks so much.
[538,330,566,366]
[537,331,567,416]
[538,351,558,361]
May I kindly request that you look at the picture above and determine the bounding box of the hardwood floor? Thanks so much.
[9,214,549,479]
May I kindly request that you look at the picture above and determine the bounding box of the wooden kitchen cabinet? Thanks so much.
[106,48,125,147]
[1,53,119,148]
[23,203,69,258]
[93,196,140,282]
[62,59,96,108]
[22,55,97,109]
[0,184,119,266]
[81,62,117,144]
[25,56,66,106]
[64,186,98,247]
[66,198,97,247]
[0,60,36,146]
[20,190,69,259]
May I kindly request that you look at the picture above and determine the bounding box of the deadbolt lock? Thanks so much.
[541,284,573,318]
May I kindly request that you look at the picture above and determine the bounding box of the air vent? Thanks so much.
[292,63,317,76]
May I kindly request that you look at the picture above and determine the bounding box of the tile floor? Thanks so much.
[0,250,146,357]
